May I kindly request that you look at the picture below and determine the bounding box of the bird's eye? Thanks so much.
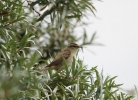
[68,43,79,48]
[73,45,77,48]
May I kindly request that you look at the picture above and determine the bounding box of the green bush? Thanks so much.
[0,0,133,99]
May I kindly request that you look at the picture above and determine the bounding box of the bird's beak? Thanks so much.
[77,45,83,50]
[78,45,83,52]
[76,45,82,48]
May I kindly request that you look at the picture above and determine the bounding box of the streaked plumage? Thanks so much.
[40,43,82,71]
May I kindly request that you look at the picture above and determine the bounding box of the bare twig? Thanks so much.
[26,0,41,16]
[25,0,49,23]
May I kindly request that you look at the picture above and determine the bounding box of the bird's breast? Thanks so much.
[66,51,77,66]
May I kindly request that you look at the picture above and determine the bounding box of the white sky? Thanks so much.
[79,0,138,89]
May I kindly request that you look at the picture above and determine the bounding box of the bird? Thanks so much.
[40,43,82,71]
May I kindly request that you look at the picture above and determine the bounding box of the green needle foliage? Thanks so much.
[0,0,134,99]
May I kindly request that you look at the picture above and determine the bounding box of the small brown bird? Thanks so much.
[40,43,82,71]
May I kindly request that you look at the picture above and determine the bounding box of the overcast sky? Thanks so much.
[79,0,138,89]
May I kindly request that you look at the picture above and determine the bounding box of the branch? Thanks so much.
[25,0,49,23]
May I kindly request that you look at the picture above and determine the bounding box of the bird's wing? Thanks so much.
[40,49,71,71]
[48,49,71,67]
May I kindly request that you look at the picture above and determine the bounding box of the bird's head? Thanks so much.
[67,43,82,50]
